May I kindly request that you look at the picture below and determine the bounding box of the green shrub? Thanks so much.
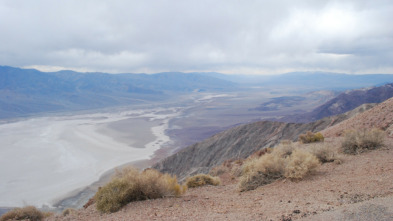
[298,131,324,143]
[0,206,43,221]
[341,128,385,154]
[94,167,186,213]
[185,174,221,188]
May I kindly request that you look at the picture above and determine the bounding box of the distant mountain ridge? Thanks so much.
[0,66,236,119]
[280,83,393,123]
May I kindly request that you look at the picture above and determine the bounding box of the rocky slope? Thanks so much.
[322,97,393,138]
[280,83,393,123]
[153,103,375,180]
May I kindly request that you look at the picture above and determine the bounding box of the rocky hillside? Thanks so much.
[280,83,393,123]
[322,97,393,138]
[153,103,375,179]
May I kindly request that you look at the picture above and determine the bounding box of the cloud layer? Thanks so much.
[0,0,392,74]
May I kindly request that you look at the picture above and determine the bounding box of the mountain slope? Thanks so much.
[322,97,393,138]
[280,83,393,123]
[153,103,375,179]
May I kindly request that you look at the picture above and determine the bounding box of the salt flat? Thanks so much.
[0,106,181,207]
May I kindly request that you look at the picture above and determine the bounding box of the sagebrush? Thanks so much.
[341,128,385,154]
[298,131,324,143]
[0,206,44,221]
[94,167,187,213]
[186,174,221,188]
[239,143,321,191]
[308,143,342,164]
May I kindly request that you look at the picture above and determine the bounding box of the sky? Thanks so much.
[0,0,392,75]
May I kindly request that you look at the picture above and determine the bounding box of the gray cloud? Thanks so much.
[0,0,392,74]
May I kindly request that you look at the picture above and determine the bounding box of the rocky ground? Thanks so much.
[46,137,393,221]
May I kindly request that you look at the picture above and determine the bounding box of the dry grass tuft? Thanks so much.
[299,131,325,143]
[185,174,221,188]
[94,167,186,213]
[0,206,44,221]
[239,142,323,191]
[341,128,385,154]
[308,143,342,164]
[284,149,320,180]
[62,208,76,217]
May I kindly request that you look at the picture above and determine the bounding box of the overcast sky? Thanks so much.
[0,0,392,74]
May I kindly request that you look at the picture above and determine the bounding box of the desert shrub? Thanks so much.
[94,167,186,213]
[341,128,385,154]
[185,174,221,188]
[308,143,341,164]
[239,143,321,191]
[0,206,43,221]
[209,164,229,176]
[284,149,320,179]
[298,131,324,144]
[62,208,76,217]
[238,148,286,191]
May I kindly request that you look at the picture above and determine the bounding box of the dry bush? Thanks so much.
[0,206,44,221]
[341,128,385,154]
[62,208,76,217]
[284,149,320,180]
[209,164,229,176]
[185,174,221,188]
[238,148,286,191]
[239,143,322,191]
[308,143,342,164]
[94,167,186,213]
[298,131,324,144]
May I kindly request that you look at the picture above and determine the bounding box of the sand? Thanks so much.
[0,106,182,208]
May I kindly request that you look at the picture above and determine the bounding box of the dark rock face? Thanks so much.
[281,83,393,123]
[153,103,375,179]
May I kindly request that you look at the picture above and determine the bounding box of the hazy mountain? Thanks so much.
[280,83,393,123]
[201,71,393,90]
[0,66,236,119]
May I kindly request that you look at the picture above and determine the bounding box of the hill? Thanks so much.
[279,83,393,123]
[152,102,376,180]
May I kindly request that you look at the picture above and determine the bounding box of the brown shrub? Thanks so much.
[284,149,320,180]
[0,206,44,221]
[341,128,385,154]
[298,131,324,143]
[185,174,221,188]
[239,142,321,191]
[62,208,76,217]
[238,147,286,191]
[94,167,186,213]
[308,143,342,164]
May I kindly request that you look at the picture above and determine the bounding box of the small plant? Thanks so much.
[94,167,186,213]
[284,149,320,180]
[238,142,321,191]
[298,131,324,143]
[308,143,341,164]
[341,128,385,154]
[185,174,221,188]
[0,206,44,221]
[62,208,76,217]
